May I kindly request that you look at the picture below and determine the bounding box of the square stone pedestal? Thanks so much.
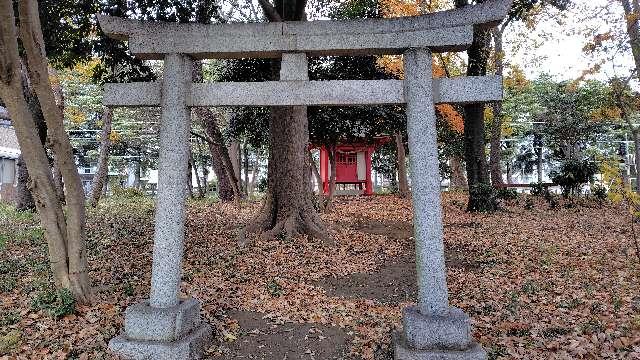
[109,298,212,360]
[394,306,486,360]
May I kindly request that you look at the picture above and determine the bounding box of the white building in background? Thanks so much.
[0,106,20,202]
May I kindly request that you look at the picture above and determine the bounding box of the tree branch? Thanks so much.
[191,130,217,145]
[257,0,282,22]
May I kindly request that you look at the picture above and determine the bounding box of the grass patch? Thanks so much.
[31,288,76,318]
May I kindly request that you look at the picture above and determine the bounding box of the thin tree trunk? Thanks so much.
[633,130,640,191]
[456,0,494,211]
[1,0,91,302]
[324,144,338,211]
[489,27,505,186]
[309,150,322,194]
[248,153,261,195]
[187,157,194,199]
[191,151,204,198]
[243,143,249,195]
[15,155,35,210]
[395,132,409,197]
[450,156,468,190]
[88,107,112,207]
[192,60,241,201]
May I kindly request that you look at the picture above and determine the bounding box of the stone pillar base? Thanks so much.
[394,306,486,360]
[394,332,486,360]
[109,298,212,360]
[110,323,212,360]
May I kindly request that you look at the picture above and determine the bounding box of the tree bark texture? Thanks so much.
[242,105,327,242]
[245,0,328,242]
[88,107,112,207]
[15,155,35,210]
[323,144,337,211]
[0,0,91,302]
[450,156,468,191]
[489,26,505,185]
[192,60,241,201]
[395,132,409,198]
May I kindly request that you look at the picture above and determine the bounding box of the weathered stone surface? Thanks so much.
[109,323,212,360]
[105,76,502,107]
[148,53,193,308]
[402,306,471,350]
[127,26,473,59]
[394,332,487,360]
[124,298,202,342]
[403,48,449,315]
[98,0,512,43]
[103,82,160,107]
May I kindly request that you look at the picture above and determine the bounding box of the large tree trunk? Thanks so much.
[88,108,112,207]
[395,132,409,198]
[0,0,91,302]
[457,0,494,211]
[15,155,35,210]
[489,27,505,186]
[244,0,328,243]
[242,104,327,243]
[192,60,241,201]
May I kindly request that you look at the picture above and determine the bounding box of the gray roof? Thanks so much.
[0,106,9,120]
[0,126,20,159]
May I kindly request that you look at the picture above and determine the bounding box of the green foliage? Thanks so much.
[496,188,518,201]
[468,183,499,212]
[0,330,21,355]
[266,279,283,297]
[550,159,599,197]
[530,182,550,197]
[0,310,20,327]
[591,184,607,201]
[31,288,76,318]
[111,186,146,199]
[257,177,268,193]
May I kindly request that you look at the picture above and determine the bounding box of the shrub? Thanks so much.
[468,183,498,212]
[111,186,146,198]
[591,184,607,201]
[31,288,76,318]
[496,188,518,201]
[550,159,598,197]
[530,182,550,197]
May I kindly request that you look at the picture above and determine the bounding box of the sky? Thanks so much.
[504,0,636,84]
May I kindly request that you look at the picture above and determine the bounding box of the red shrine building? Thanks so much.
[317,138,389,196]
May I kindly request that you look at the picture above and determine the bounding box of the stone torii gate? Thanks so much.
[99,0,512,359]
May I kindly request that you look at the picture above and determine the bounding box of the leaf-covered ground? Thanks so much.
[1,194,639,359]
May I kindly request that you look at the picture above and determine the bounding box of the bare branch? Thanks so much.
[257,0,282,22]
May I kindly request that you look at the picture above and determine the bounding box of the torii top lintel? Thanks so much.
[98,0,513,60]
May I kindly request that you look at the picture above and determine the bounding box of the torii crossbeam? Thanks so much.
[100,1,513,359]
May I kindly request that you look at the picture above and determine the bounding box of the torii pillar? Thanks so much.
[393,49,486,359]
[108,53,212,359]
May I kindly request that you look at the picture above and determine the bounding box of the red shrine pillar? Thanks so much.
[365,146,374,195]
[319,146,329,194]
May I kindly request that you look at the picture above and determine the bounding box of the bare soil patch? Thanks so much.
[211,310,351,359]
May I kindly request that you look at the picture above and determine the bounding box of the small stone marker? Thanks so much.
[99,1,513,359]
